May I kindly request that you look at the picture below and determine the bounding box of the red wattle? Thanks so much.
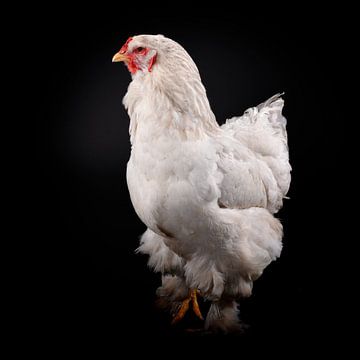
[148,54,157,72]
[127,55,139,74]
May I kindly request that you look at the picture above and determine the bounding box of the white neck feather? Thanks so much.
[123,46,220,144]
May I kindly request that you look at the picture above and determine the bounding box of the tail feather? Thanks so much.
[223,93,287,138]
[257,93,287,139]
[257,92,284,110]
[222,94,291,199]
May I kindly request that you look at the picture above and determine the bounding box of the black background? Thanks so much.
[34,4,347,351]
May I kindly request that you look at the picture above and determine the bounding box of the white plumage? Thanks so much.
[113,34,291,332]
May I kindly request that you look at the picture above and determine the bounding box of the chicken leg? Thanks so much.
[171,289,204,325]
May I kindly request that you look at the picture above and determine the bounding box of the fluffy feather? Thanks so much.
[118,34,291,331]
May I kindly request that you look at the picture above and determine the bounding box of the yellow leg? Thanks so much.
[171,289,203,325]
[190,289,203,320]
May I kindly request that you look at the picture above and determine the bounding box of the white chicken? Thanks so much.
[112,34,291,332]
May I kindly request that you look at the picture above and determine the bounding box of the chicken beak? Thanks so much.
[112,52,130,63]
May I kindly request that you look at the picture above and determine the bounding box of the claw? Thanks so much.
[171,289,203,325]
[190,289,204,320]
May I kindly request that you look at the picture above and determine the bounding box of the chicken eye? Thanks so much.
[135,47,145,53]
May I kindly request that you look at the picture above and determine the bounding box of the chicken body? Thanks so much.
[114,35,291,332]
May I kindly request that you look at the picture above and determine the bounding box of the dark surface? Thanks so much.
[34,5,346,350]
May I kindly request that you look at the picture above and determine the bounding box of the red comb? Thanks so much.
[119,37,133,54]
